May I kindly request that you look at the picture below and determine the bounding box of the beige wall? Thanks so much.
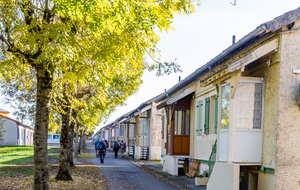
[258,172,274,190]
[150,102,163,160]
[262,62,280,168]
[193,85,217,160]
[274,30,300,189]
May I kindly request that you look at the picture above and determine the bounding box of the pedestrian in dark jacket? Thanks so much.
[95,138,100,157]
[113,141,119,159]
[97,139,107,163]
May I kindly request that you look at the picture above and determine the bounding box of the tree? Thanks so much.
[0,0,199,188]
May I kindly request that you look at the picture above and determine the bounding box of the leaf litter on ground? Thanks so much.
[0,146,107,190]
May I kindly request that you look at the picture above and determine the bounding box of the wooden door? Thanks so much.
[173,135,189,155]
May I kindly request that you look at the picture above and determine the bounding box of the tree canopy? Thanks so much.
[0,0,200,189]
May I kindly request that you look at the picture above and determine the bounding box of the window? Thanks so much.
[53,135,60,139]
[174,109,189,135]
[221,83,230,130]
[120,124,125,136]
[139,118,147,136]
[168,108,172,135]
[235,82,263,129]
[196,94,218,135]
[130,124,135,138]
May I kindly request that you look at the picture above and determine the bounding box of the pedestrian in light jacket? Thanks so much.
[119,141,126,159]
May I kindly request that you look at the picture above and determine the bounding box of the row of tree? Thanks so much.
[0,0,199,189]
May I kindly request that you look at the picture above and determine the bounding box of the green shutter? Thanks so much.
[205,97,210,135]
[215,95,218,134]
[196,100,203,136]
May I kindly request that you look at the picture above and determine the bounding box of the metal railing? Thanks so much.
[208,140,217,177]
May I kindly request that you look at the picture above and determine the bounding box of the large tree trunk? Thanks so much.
[33,66,53,190]
[75,125,80,157]
[79,129,83,154]
[55,106,73,180]
[68,115,76,168]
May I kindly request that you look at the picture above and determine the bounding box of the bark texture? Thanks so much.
[68,116,76,168]
[75,125,80,157]
[33,65,53,190]
[56,106,73,181]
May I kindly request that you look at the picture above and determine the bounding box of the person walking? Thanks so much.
[97,139,107,163]
[95,138,100,157]
[113,141,119,159]
[119,141,126,159]
[104,140,109,148]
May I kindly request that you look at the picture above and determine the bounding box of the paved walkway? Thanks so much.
[86,143,206,190]
[87,144,181,190]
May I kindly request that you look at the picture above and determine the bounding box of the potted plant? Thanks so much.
[195,170,209,186]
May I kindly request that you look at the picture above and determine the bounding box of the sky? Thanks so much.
[1,0,300,131]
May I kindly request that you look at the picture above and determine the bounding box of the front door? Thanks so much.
[173,109,190,155]
[166,94,191,155]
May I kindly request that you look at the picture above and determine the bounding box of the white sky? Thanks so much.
[1,0,300,130]
[95,0,300,132]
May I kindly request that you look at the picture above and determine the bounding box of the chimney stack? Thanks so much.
[232,35,236,45]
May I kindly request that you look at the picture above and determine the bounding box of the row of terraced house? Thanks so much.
[95,8,300,190]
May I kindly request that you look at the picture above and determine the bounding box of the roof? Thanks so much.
[0,108,9,113]
[155,7,300,102]
[0,115,34,130]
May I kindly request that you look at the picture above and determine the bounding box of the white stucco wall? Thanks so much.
[1,118,17,145]
[207,162,239,190]
[163,155,178,176]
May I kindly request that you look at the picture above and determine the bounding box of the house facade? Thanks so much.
[0,109,34,146]
[154,8,300,190]
[96,96,163,160]
[95,7,300,190]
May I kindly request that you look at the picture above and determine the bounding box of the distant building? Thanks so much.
[0,108,34,146]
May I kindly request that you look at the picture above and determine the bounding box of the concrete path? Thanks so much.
[87,144,180,190]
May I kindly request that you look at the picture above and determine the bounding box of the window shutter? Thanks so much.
[215,95,218,134]
[196,100,203,135]
[205,97,210,134]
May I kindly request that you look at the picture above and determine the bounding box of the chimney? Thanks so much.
[179,76,181,82]
[232,35,236,45]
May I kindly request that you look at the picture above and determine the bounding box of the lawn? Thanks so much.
[0,145,107,189]
[0,145,60,166]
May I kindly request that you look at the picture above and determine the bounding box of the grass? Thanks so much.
[152,159,161,164]
[0,145,107,189]
[0,145,60,166]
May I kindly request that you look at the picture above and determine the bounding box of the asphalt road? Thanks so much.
[88,144,179,190]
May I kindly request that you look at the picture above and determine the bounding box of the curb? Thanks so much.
[133,161,189,190]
